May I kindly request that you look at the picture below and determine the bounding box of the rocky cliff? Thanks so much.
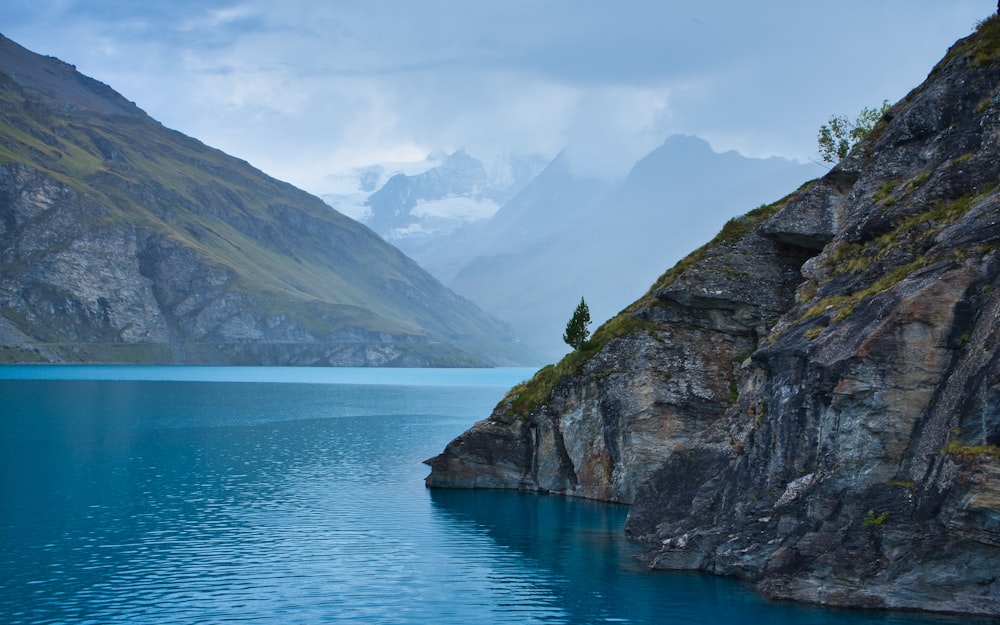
[0,34,532,366]
[426,17,1000,615]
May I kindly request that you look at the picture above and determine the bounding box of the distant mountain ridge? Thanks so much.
[365,149,491,237]
[324,150,548,239]
[348,135,822,359]
[0,34,533,366]
[454,136,823,358]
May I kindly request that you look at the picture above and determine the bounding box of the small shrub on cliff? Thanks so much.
[817,101,890,164]
[501,311,657,420]
[863,510,890,526]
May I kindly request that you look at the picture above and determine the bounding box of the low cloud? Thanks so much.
[561,86,673,179]
[4,0,995,194]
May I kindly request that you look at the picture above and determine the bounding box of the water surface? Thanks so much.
[0,366,990,624]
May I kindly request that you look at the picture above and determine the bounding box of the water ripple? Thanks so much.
[1,375,991,625]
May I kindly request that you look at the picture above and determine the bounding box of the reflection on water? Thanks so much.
[0,369,994,624]
[430,489,661,624]
[427,484,994,625]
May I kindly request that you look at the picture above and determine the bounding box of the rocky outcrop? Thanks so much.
[426,206,813,501]
[0,35,533,366]
[426,18,1000,615]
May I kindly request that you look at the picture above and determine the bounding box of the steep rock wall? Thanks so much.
[426,218,813,502]
[426,19,1000,615]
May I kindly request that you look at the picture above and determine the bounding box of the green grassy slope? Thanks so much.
[0,34,530,365]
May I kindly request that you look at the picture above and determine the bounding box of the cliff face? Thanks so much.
[425,18,1000,615]
[0,35,531,366]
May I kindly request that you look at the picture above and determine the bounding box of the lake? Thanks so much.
[0,366,989,624]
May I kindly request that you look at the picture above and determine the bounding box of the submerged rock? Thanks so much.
[426,17,1000,616]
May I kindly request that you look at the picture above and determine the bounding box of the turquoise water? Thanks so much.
[0,366,989,624]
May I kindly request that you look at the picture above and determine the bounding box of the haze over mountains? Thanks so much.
[0,34,531,366]
[336,137,823,359]
[324,150,548,237]
[0,30,823,366]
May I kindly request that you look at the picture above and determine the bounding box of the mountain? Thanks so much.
[449,136,823,359]
[0,34,532,367]
[366,149,492,237]
[383,151,614,291]
[333,149,548,241]
[426,15,1000,616]
[322,127,818,362]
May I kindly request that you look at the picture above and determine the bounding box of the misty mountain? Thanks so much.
[448,136,824,359]
[391,152,615,286]
[358,149,548,240]
[0,34,534,366]
[341,135,823,360]
[366,149,489,237]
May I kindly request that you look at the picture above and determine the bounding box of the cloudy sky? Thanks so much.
[4,1,996,196]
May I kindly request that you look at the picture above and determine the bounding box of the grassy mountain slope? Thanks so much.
[0,34,531,366]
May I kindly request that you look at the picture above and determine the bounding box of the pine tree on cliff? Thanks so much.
[563,297,591,350]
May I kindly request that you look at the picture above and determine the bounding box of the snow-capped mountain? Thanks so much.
[323,150,548,242]
[322,137,823,361]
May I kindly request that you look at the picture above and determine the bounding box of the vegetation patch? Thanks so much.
[716,200,786,245]
[800,256,935,325]
[872,173,930,209]
[0,97,104,187]
[872,180,902,204]
[503,365,559,419]
[905,189,987,230]
[952,152,977,166]
[803,325,826,340]
[795,185,995,328]
[943,441,1000,458]
[0,346,48,363]
[863,510,890,526]
[966,14,1000,67]
[646,188,808,296]
[500,313,658,420]
[823,240,875,277]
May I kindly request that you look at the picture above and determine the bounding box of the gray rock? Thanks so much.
[426,21,1000,616]
[759,179,842,250]
[0,34,533,366]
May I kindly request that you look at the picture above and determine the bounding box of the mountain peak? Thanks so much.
[361,149,546,240]
[0,34,145,119]
[659,134,713,151]
[0,35,533,366]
